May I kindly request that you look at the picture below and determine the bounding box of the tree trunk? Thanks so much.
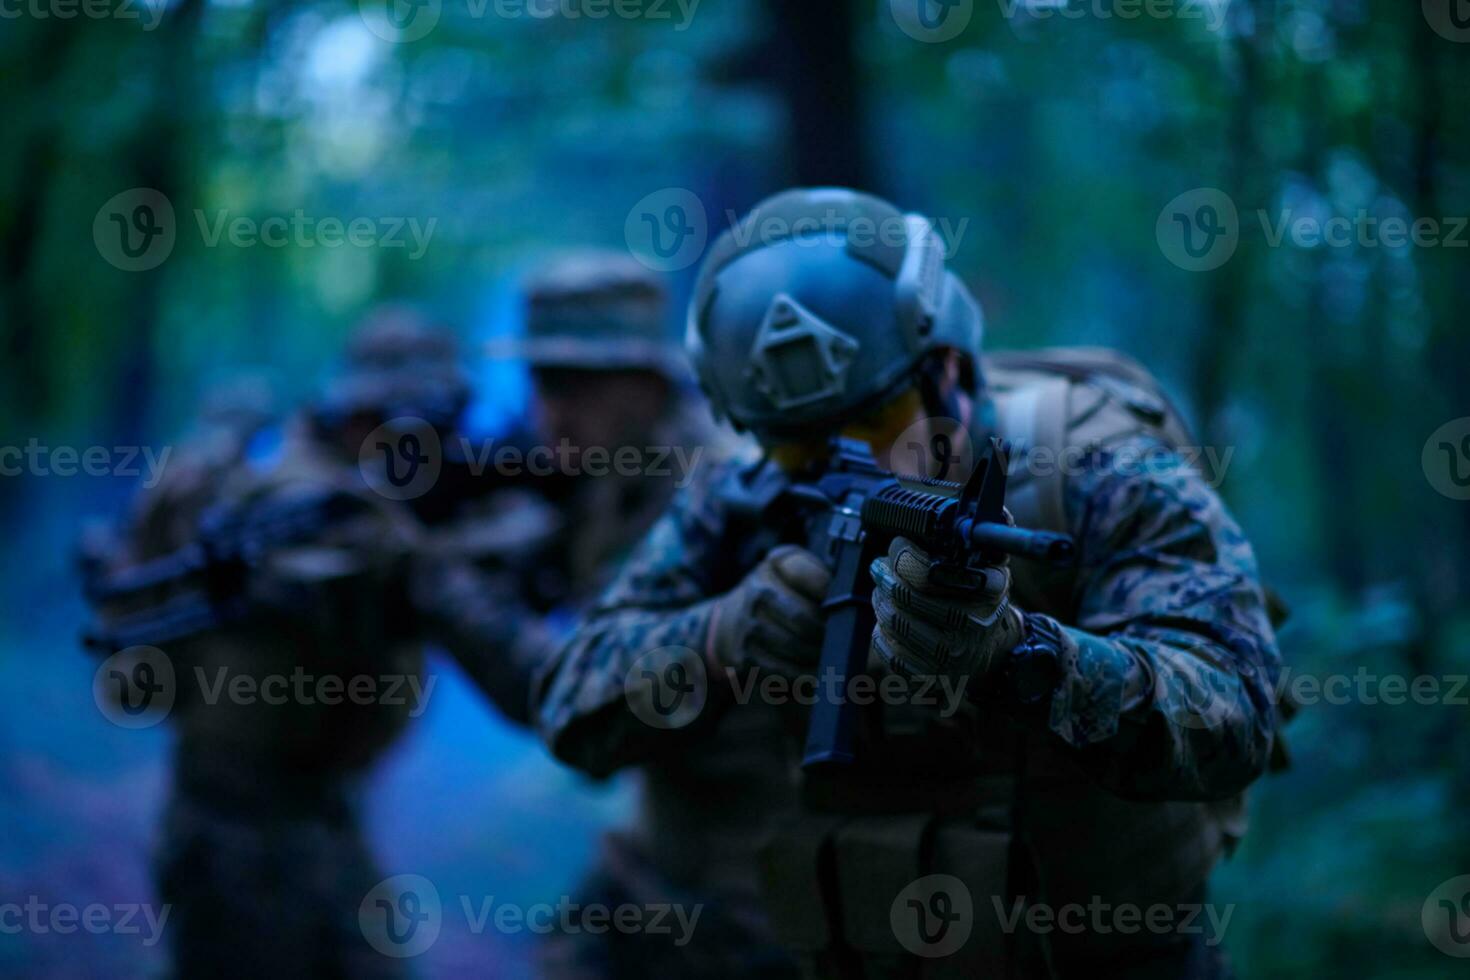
[759,0,870,191]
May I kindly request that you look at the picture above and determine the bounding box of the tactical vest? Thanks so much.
[759,348,1256,978]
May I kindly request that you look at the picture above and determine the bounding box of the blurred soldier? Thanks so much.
[85,307,474,979]
[535,190,1282,978]
[420,251,724,720]
[429,251,788,978]
[505,250,708,585]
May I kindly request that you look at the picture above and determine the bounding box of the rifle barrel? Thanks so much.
[962,520,1076,563]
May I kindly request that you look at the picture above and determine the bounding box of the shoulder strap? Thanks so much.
[990,373,1071,535]
[987,347,1201,537]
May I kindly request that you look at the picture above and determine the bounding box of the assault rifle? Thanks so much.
[726,435,1076,770]
[79,488,369,654]
[79,419,574,654]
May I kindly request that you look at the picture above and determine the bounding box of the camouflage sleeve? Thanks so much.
[1033,436,1281,802]
[416,559,556,727]
[532,467,734,778]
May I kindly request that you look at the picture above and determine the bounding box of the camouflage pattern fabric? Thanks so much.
[415,404,793,978]
[535,425,1280,976]
[1046,435,1281,800]
[539,433,1279,799]
[486,249,686,380]
[102,416,425,979]
[157,760,403,980]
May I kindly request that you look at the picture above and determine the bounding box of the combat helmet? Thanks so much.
[685,188,983,440]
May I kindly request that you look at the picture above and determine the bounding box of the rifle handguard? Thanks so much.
[861,483,1076,564]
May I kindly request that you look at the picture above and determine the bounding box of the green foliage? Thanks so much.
[2,1,1466,974]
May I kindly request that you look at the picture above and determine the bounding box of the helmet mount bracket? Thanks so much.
[745,293,860,411]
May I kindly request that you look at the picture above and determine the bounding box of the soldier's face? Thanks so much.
[767,350,978,475]
[533,368,672,453]
[841,388,928,472]
[768,387,927,473]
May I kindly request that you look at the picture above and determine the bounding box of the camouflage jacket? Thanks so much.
[536,433,1281,804]
[422,402,738,727]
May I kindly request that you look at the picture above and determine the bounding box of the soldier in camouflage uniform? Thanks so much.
[535,190,1282,978]
[422,251,729,722]
[87,308,473,979]
[437,252,786,977]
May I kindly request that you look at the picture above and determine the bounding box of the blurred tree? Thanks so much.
[761,0,871,189]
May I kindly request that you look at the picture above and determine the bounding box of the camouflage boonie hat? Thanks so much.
[315,305,470,429]
[487,250,685,381]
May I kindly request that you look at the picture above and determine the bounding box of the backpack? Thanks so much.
[984,346,1292,770]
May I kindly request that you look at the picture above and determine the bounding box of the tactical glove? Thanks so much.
[709,545,832,678]
[869,535,1024,693]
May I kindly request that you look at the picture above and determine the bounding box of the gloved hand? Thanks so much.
[709,545,832,678]
[869,535,1024,692]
